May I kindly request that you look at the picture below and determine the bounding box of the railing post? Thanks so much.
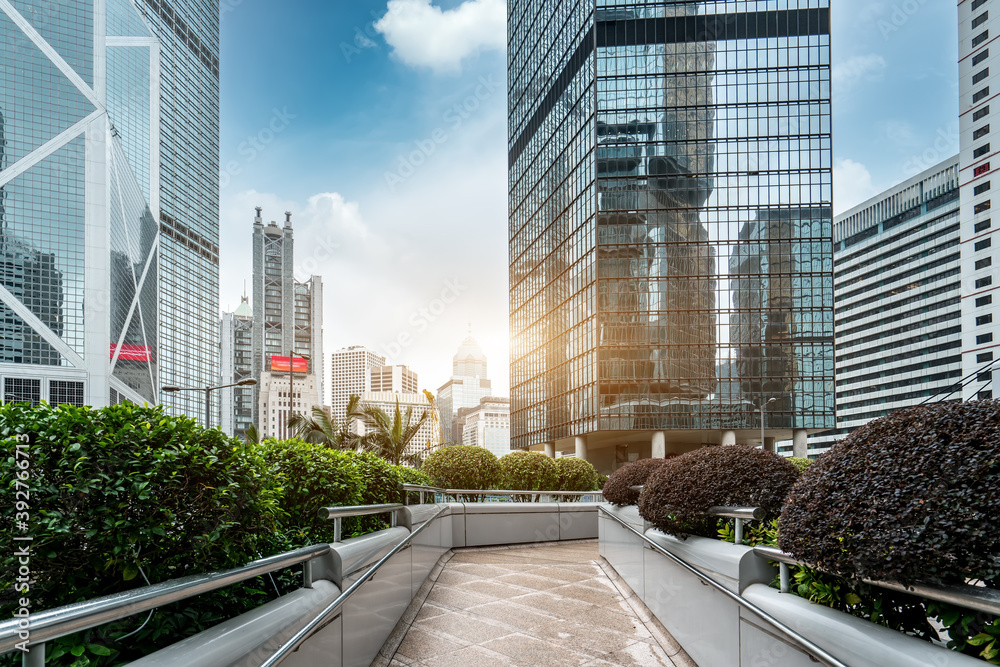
[735,518,744,545]
[390,509,397,528]
[302,559,314,589]
[22,642,44,667]
[780,562,790,593]
[334,517,342,543]
[420,490,425,504]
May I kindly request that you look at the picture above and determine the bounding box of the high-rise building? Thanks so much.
[1,0,161,407]
[370,364,418,394]
[509,1,834,468]
[330,345,386,419]
[130,0,220,423]
[806,158,962,456]
[249,208,324,434]
[219,296,254,437]
[437,332,492,443]
[461,396,512,458]
[959,0,999,400]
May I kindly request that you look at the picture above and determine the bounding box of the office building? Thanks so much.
[331,345,385,419]
[247,207,323,433]
[461,396,512,458]
[127,0,220,423]
[219,296,254,437]
[1,0,161,407]
[437,332,492,443]
[508,1,834,467]
[959,0,1000,400]
[370,364,418,394]
[807,158,962,456]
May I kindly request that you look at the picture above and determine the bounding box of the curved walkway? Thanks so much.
[383,541,695,667]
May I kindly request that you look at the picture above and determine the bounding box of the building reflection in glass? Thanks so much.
[509,1,834,450]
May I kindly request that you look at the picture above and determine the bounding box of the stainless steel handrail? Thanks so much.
[261,504,450,667]
[753,545,1000,616]
[598,506,849,667]
[318,503,405,542]
[0,543,330,655]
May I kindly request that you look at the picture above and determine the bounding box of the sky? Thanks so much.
[216,0,959,400]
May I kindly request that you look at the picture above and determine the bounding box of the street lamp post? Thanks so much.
[760,397,776,450]
[285,351,310,440]
[163,378,257,428]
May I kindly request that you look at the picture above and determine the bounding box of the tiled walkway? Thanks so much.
[386,541,695,667]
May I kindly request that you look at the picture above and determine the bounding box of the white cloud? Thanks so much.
[833,158,880,215]
[374,0,506,74]
[832,54,887,95]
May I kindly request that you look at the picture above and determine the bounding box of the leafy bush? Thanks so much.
[638,446,798,538]
[393,465,434,505]
[0,403,283,664]
[555,456,599,492]
[261,439,364,544]
[602,457,671,506]
[498,451,558,494]
[596,473,609,490]
[779,401,1000,587]
[421,445,500,492]
[787,456,813,473]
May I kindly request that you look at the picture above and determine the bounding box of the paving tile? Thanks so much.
[481,632,596,667]
[413,602,450,621]
[552,582,627,607]
[467,600,562,631]
[511,590,596,619]
[395,627,465,662]
[421,646,519,667]
[435,568,483,586]
[424,584,496,610]
[531,565,599,582]
[417,610,514,645]
[458,578,536,600]
[602,641,677,666]
[494,571,568,590]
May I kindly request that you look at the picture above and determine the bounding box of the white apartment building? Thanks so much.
[805,158,962,456]
[461,396,511,458]
[370,365,418,394]
[959,0,1000,399]
[330,346,385,419]
[359,390,442,459]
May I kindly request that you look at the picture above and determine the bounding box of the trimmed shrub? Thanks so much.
[596,473,609,491]
[603,457,671,506]
[638,446,798,538]
[421,445,500,491]
[0,403,283,664]
[498,450,559,492]
[787,456,813,473]
[393,465,434,504]
[556,456,599,492]
[779,402,1000,586]
[261,439,364,544]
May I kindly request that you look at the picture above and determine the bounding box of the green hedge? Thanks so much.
[498,451,558,494]
[421,445,500,492]
[0,403,406,666]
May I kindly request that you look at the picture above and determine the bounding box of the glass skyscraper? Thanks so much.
[509,1,834,466]
[1,0,161,406]
[134,0,220,422]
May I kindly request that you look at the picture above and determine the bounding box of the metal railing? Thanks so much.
[318,503,404,542]
[598,506,850,667]
[754,545,1000,616]
[401,484,604,503]
[260,504,449,667]
[0,543,330,664]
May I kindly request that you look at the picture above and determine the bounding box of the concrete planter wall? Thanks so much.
[132,501,600,667]
[599,505,984,667]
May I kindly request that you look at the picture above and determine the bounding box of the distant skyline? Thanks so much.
[217,0,958,398]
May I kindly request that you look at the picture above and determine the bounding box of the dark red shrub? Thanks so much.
[779,401,1000,586]
[602,457,672,506]
[638,446,798,538]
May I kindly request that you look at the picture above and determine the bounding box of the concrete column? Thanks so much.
[764,437,776,453]
[574,435,587,461]
[651,431,666,458]
[793,429,808,458]
[721,430,737,446]
[544,441,555,458]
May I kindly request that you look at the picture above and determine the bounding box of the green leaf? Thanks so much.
[845,592,862,606]
[87,644,112,656]
[70,645,86,656]
[969,633,995,646]
[123,564,139,581]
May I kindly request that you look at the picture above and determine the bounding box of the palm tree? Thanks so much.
[358,397,429,466]
[288,394,366,450]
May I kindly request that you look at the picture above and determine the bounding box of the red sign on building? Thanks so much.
[270,355,308,373]
[111,344,153,362]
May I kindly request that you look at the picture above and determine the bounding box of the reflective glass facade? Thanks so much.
[134,0,220,423]
[1,0,159,406]
[509,1,834,450]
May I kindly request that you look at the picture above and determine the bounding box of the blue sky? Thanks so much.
[216,0,959,398]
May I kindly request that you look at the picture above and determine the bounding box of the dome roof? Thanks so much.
[454,335,486,363]
[453,330,488,378]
